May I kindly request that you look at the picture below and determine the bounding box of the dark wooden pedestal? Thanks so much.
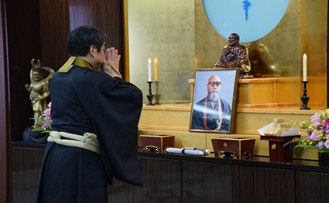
[140,134,175,153]
[261,135,300,162]
[211,137,255,159]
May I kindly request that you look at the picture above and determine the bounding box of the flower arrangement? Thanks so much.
[31,102,52,133]
[285,109,329,153]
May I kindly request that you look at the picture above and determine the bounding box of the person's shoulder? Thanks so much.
[237,44,247,50]
[69,66,108,81]
[66,67,141,91]
[54,66,109,90]
[220,98,231,107]
[49,71,62,83]
[196,97,206,105]
[51,71,61,78]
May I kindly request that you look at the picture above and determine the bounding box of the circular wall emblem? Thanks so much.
[202,0,290,43]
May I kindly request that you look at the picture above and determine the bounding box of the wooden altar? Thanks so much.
[140,77,326,161]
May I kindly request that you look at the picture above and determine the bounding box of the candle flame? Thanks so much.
[154,58,158,63]
[303,53,307,59]
[148,58,151,63]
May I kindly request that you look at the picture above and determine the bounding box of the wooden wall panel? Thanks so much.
[108,157,182,202]
[38,0,70,71]
[68,0,126,78]
[233,166,295,203]
[133,157,182,202]
[0,0,11,201]
[101,0,125,78]
[107,178,135,202]
[11,147,45,203]
[181,161,296,203]
[296,171,329,203]
[6,0,42,140]
[182,161,233,202]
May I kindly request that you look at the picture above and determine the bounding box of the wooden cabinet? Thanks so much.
[11,146,44,203]
[182,161,234,202]
[181,161,295,203]
[11,145,329,203]
[295,171,329,203]
[108,157,182,203]
[232,166,295,203]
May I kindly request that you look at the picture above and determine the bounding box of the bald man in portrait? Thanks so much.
[191,75,231,132]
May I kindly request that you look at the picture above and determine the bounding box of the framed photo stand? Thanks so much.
[189,69,239,133]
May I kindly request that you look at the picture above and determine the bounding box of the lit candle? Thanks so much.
[303,53,307,81]
[148,58,152,81]
[154,58,159,81]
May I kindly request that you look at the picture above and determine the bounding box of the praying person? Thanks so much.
[36,26,143,202]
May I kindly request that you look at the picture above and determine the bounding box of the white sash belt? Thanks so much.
[47,131,100,154]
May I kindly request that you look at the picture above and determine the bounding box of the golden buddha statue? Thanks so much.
[213,33,251,77]
[25,59,54,128]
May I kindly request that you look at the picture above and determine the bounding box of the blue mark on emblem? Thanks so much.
[202,0,290,42]
[242,0,251,21]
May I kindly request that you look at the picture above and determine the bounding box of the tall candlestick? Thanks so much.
[154,57,159,81]
[148,58,152,82]
[303,53,307,81]
[300,81,311,110]
[146,81,153,105]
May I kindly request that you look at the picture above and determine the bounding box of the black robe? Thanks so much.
[191,97,231,131]
[36,65,143,203]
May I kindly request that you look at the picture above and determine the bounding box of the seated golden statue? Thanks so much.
[246,41,276,78]
[25,59,54,128]
[213,33,251,76]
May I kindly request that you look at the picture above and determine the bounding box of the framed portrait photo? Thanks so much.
[189,69,239,133]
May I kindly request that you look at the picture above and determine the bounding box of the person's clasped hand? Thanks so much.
[102,47,122,78]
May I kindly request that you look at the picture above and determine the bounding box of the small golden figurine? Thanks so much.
[25,59,54,128]
[213,33,252,78]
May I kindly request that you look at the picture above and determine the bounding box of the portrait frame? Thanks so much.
[189,68,239,134]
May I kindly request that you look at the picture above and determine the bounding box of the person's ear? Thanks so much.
[90,45,96,56]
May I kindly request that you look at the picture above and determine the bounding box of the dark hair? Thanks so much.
[67,26,107,56]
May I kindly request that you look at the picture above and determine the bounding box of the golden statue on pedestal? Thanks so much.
[25,59,54,128]
[213,33,252,78]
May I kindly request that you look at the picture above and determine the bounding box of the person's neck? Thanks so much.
[210,100,215,108]
[207,97,217,108]
[77,56,96,68]
[78,56,90,63]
